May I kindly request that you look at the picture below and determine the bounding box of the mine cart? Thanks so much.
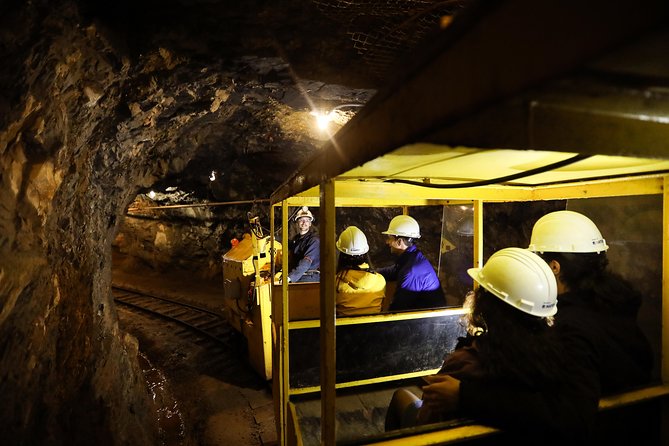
[268,0,669,444]
[221,218,282,380]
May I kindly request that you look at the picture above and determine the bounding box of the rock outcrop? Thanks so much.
[0,1,375,443]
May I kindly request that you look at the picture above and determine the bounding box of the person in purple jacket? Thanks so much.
[378,215,445,311]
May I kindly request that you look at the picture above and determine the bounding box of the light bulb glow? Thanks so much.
[316,112,331,130]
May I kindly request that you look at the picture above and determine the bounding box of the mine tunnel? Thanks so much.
[2,0,669,445]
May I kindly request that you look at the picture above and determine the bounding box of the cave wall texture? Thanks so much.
[1,2,162,443]
[0,0,378,443]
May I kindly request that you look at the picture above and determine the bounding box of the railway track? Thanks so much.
[112,285,232,344]
[112,285,264,385]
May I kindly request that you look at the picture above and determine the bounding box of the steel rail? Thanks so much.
[112,286,229,345]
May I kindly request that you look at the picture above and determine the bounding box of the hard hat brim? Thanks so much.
[467,266,558,318]
[381,230,421,238]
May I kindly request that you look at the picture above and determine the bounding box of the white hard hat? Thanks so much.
[528,210,608,254]
[336,226,370,255]
[467,247,557,317]
[382,215,421,238]
[294,206,314,222]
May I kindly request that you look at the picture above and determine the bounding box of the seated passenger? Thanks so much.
[528,210,653,392]
[385,248,598,442]
[278,206,320,283]
[335,226,386,316]
[378,215,445,311]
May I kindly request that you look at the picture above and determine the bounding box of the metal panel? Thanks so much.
[530,101,669,156]
[288,312,466,389]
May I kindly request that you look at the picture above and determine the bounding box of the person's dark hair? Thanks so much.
[539,251,642,313]
[467,289,565,388]
[337,252,374,272]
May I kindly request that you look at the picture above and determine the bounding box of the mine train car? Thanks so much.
[263,1,669,445]
[221,228,280,380]
[269,157,669,446]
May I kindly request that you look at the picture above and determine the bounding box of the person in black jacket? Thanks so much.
[527,210,653,393]
[285,206,320,283]
[418,211,653,442]
[385,248,599,442]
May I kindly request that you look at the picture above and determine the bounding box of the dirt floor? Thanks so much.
[112,254,277,446]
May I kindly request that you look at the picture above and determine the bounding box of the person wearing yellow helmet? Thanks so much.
[385,248,599,442]
[335,226,386,316]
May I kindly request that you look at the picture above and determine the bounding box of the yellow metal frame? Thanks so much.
[351,384,669,446]
[663,177,669,386]
[271,170,668,446]
[283,174,665,206]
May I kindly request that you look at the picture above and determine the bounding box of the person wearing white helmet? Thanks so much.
[527,210,652,393]
[334,226,386,316]
[283,206,320,283]
[378,215,445,311]
[427,210,652,444]
[385,248,599,442]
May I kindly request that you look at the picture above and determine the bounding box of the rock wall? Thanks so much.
[114,199,230,278]
[0,1,376,443]
[0,2,160,443]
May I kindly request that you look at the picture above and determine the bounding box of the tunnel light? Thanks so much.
[316,113,330,130]
[310,110,331,130]
[209,170,216,181]
[148,190,156,199]
[311,104,364,131]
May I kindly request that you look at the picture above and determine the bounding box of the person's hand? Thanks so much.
[420,374,461,413]
[274,272,291,284]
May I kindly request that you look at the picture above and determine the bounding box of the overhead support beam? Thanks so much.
[279,175,664,206]
[272,0,668,204]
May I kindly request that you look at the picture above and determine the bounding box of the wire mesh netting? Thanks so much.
[311,0,469,79]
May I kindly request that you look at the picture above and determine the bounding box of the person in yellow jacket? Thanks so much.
[335,226,386,316]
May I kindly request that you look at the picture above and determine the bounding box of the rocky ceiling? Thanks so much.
[4,0,467,207]
[0,1,469,444]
